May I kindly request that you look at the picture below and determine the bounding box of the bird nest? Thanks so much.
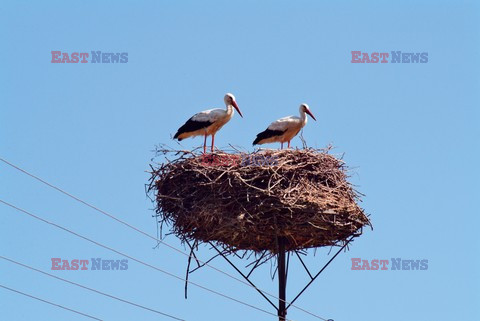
[147,147,371,253]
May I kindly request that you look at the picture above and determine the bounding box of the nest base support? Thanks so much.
[199,237,354,321]
[209,242,277,310]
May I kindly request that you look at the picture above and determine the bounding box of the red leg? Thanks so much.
[211,134,215,152]
[288,140,291,148]
[203,135,207,153]
[281,142,283,150]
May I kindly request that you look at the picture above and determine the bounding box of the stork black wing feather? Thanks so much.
[253,128,287,145]
[174,118,213,140]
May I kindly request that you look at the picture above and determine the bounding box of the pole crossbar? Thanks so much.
[286,237,354,310]
[246,251,267,278]
[209,242,278,311]
[295,251,314,280]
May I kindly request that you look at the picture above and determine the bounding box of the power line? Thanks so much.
[0,157,328,321]
[0,283,102,320]
[0,199,292,321]
[0,255,185,321]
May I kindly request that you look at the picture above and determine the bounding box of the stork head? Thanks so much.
[300,103,316,121]
[224,93,243,118]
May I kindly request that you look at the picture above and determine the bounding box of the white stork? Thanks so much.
[174,93,243,153]
[253,104,316,149]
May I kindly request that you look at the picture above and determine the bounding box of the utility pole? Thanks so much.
[278,238,287,321]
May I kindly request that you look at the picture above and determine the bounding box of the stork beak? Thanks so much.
[232,100,243,118]
[306,109,316,121]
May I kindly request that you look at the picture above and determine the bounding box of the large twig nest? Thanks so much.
[148,147,371,253]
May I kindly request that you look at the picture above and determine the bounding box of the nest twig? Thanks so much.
[147,146,371,253]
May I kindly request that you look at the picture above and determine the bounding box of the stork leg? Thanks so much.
[211,134,215,153]
[203,134,207,154]
[281,142,284,150]
[288,140,291,149]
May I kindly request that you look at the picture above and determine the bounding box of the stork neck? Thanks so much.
[226,104,234,116]
[300,109,307,125]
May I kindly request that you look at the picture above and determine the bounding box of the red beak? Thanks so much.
[232,100,243,118]
[306,109,316,121]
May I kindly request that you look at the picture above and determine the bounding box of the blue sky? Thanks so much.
[1,1,479,320]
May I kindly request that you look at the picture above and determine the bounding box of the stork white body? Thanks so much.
[176,107,234,139]
[253,104,316,149]
[174,93,242,153]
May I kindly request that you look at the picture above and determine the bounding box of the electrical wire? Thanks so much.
[0,283,102,320]
[0,199,293,321]
[0,255,185,321]
[0,157,329,321]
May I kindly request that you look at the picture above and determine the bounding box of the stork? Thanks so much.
[174,93,243,153]
[253,104,316,149]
